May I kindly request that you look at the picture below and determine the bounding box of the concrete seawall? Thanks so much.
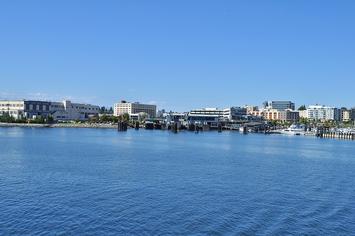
[0,123,117,129]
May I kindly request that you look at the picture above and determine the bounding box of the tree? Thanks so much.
[122,113,130,122]
[299,117,309,125]
[100,107,106,114]
[298,105,306,111]
[0,112,15,123]
[138,113,148,123]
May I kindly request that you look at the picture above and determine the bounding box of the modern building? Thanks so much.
[0,100,99,121]
[223,107,247,121]
[114,101,157,118]
[50,100,100,121]
[0,100,51,119]
[187,108,224,124]
[263,101,295,111]
[307,105,340,121]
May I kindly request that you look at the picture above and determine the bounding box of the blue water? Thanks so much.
[0,128,354,235]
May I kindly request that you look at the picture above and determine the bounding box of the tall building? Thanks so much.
[114,101,157,118]
[307,105,340,121]
[264,101,295,111]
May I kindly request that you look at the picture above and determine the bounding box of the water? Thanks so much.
[0,127,354,235]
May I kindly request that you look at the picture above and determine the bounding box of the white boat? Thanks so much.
[279,124,306,136]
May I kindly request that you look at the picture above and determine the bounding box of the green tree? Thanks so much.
[122,113,130,122]
[298,105,306,111]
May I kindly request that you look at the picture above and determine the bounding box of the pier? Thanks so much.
[316,129,354,140]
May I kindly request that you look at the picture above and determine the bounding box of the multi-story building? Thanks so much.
[351,108,355,121]
[263,101,295,111]
[25,100,52,119]
[114,101,157,118]
[187,108,223,124]
[223,107,247,121]
[0,100,51,119]
[299,110,308,119]
[307,105,340,121]
[0,100,99,121]
[50,100,100,121]
[262,109,299,122]
[0,100,25,119]
[340,108,351,122]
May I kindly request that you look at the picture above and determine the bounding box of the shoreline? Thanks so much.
[0,122,117,129]
[1,122,353,141]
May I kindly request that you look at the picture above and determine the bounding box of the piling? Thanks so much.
[117,121,128,132]
[202,124,210,131]
[218,123,222,133]
[171,122,178,133]
[188,123,195,132]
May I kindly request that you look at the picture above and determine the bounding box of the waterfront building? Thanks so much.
[307,105,340,121]
[299,110,308,119]
[263,101,295,111]
[352,108,355,121]
[187,108,224,124]
[25,100,52,119]
[163,112,187,123]
[223,107,247,121]
[0,100,99,121]
[114,101,157,118]
[0,100,25,119]
[245,105,259,115]
[50,100,100,121]
[0,100,51,119]
[340,108,351,122]
[262,109,299,122]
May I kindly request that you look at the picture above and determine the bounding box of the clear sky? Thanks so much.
[0,0,354,111]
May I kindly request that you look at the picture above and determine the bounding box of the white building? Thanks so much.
[0,100,52,119]
[0,100,99,121]
[223,107,247,121]
[187,108,223,124]
[0,100,25,119]
[299,110,308,119]
[187,106,250,124]
[51,100,100,121]
[114,101,157,118]
[307,105,340,121]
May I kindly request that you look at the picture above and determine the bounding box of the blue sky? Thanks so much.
[0,0,354,111]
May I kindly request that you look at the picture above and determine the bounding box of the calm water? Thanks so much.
[0,128,354,235]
